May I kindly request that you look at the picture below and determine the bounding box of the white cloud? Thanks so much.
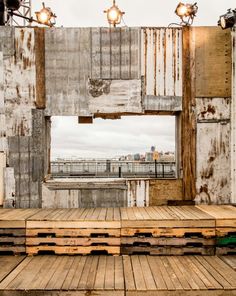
[51,116,175,159]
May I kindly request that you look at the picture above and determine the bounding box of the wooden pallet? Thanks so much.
[121,227,215,238]
[26,208,121,229]
[26,228,121,238]
[121,206,215,228]
[0,209,41,228]
[121,237,215,247]
[217,236,236,247]
[121,246,215,255]
[197,205,236,228]
[0,237,25,245]
[0,245,25,255]
[0,228,25,237]
[216,228,236,237]
[26,237,121,246]
[26,245,120,255]
[216,247,236,255]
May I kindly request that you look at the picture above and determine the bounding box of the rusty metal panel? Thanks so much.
[4,28,37,137]
[141,28,182,98]
[196,120,230,204]
[194,27,231,98]
[88,79,142,114]
[231,29,236,204]
[196,98,230,122]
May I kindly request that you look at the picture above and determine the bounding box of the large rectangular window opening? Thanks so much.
[51,116,176,179]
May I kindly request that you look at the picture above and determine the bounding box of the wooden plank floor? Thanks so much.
[220,256,236,270]
[0,209,40,228]
[197,205,236,227]
[0,206,235,228]
[0,255,235,295]
[121,206,215,228]
[0,256,25,283]
[27,208,121,229]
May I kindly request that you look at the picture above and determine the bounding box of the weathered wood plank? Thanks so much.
[181,26,196,200]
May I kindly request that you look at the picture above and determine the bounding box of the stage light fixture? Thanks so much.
[35,2,56,26]
[104,0,125,27]
[218,9,236,30]
[5,0,22,11]
[175,2,198,26]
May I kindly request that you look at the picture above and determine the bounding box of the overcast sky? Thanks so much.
[31,0,236,159]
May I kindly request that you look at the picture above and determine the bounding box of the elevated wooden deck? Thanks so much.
[0,255,235,295]
[0,206,235,255]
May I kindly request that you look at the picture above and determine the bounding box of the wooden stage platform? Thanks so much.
[0,255,236,295]
[0,206,235,255]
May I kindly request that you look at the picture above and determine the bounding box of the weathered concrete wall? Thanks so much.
[0,27,48,208]
[41,179,152,208]
[149,179,183,206]
[42,179,128,208]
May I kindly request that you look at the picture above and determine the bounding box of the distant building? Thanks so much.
[159,152,175,162]
[145,152,153,161]
[151,146,156,152]
[133,154,140,161]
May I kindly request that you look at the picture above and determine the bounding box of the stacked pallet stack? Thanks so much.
[120,206,216,255]
[0,209,39,255]
[197,205,236,255]
[26,208,121,255]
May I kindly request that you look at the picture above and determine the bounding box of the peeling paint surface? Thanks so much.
[141,28,182,98]
[196,98,230,122]
[4,28,36,137]
[196,115,230,204]
[127,180,149,207]
[88,79,142,114]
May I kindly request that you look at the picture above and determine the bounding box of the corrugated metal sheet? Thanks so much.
[91,27,141,80]
[141,28,182,98]
[231,29,236,204]
[45,27,141,116]
[196,98,231,204]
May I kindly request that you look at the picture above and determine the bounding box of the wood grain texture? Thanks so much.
[35,28,46,109]
[181,26,196,200]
